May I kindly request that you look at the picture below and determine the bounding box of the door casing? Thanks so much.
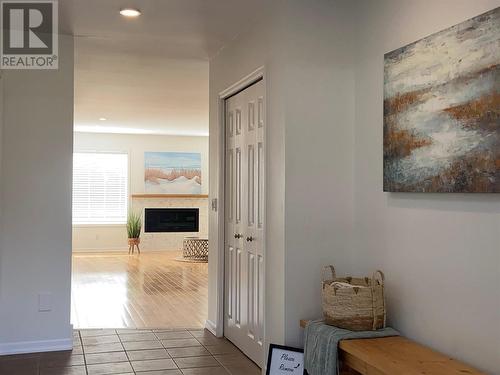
[214,67,266,359]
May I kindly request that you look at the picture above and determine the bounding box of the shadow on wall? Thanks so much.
[386,193,500,214]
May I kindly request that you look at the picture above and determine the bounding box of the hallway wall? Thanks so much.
[210,1,500,373]
[283,0,355,347]
[0,35,74,354]
[208,0,356,352]
[352,1,500,372]
[208,0,288,348]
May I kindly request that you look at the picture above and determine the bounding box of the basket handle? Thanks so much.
[372,270,385,286]
[322,265,336,281]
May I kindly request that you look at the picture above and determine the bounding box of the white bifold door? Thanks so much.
[224,79,265,366]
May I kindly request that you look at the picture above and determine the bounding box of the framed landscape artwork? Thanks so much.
[383,7,499,193]
[144,152,202,194]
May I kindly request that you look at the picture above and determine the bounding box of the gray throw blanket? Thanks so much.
[304,320,399,375]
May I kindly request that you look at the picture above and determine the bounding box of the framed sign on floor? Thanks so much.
[266,344,304,375]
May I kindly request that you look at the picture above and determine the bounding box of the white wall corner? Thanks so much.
[205,319,218,337]
[0,337,72,356]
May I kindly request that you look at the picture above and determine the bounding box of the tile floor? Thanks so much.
[0,329,260,375]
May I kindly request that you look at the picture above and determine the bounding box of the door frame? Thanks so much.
[215,66,266,350]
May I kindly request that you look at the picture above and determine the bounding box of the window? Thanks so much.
[72,152,128,225]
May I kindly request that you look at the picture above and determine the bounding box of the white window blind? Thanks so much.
[72,152,128,225]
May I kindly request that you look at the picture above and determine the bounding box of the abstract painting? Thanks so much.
[144,152,202,194]
[383,8,499,192]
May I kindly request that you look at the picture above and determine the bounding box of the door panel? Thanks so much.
[224,79,265,366]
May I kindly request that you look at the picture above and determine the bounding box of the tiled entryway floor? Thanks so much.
[0,329,260,375]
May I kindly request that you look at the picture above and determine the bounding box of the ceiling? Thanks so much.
[59,0,263,136]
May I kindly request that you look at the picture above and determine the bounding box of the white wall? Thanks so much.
[209,0,288,347]
[209,0,356,353]
[74,132,209,195]
[352,1,500,373]
[73,132,208,251]
[283,1,355,347]
[0,35,74,354]
[0,71,3,299]
[210,1,499,373]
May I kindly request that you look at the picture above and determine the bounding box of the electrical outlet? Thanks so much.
[38,292,52,312]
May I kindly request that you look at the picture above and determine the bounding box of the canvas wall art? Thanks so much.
[383,8,499,193]
[144,152,202,194]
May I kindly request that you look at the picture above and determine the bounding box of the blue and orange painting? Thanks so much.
[383,7,499,192]
[144,152,202,194]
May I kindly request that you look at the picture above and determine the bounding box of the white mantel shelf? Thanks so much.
[131,194,209,199]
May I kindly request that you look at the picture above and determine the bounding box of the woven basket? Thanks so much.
[322,265,386,331]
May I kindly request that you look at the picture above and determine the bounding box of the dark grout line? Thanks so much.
[75,330,89,375]
[114,329,138,374]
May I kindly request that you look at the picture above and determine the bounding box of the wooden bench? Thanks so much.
[300,319,484,375]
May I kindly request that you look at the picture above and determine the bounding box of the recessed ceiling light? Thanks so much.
[120,8,141,17]
[99,117,107,121]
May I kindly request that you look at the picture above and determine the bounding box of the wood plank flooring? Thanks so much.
[71,252,208,329]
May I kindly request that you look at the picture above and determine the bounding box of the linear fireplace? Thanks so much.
[144,208,199,233]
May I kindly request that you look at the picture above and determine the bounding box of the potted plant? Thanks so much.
[127,211,142,254]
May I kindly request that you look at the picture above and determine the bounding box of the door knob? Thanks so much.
[234,233,242,239]
[246,236,254,242]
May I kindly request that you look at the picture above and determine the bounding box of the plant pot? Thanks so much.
[128,238,141,254]
[128,238,140,246]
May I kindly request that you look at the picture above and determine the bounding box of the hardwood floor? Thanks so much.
[71,251,208,329]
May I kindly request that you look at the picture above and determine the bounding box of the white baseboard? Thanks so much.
[72,248,182,253]
[72,247,127,252]
[205,320,218,336]
[0,337,72,356]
